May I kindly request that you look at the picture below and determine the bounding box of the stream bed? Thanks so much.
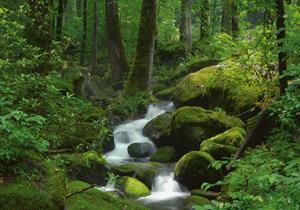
[104,102,190,210]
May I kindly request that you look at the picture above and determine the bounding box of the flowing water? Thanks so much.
[104,101,190,210]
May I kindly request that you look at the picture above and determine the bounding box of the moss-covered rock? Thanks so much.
[171,106,244,154]
[44,164,66,210]
[61,151,109,186]
[0,181,55,210]
[83,106,105,122]
[185,195,210,207]
[112,162,160,188]
[173,65,262,119]
[143,112,173,147]
[66,181,148,210]
[200,127,245,159]
[155,86,176,100]
[150,146,177,163]
[174,151,222,189]
[127,142,155,158]
[118,176,150,199]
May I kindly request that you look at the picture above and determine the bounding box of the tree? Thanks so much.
[199,0,209,40]
[80,0,87,66]
[25,0,53,75]
[56,0,64,41]
[91,0,98,75]
[125,0,157,95]
[276,0,288,94]
[222,0,238,36]
[180,0,192,55]
[105,0,129,83]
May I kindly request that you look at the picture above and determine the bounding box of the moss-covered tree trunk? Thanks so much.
[222,0,232,35]
[91,0,98,75]
[25,0,53,75]
[80,0,87,66]
[56,0,64,41]
[276,0,288,94]
[105,0,129,83]
[200,0,209,40]
[125,0,157,95]
[180,0,192,55]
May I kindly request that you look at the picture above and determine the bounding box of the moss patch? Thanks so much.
[119,176,150,199]
[150,146,177,163]
[185,195,210,206]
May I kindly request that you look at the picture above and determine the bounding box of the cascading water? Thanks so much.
[104,101,189,210]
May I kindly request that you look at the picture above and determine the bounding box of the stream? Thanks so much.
[104,101,190,210]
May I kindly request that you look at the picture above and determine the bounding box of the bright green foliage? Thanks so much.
[118,176,151,199]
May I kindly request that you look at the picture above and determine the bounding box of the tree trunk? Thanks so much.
[105,0,129,83]
[276,0,288,94]
[91,0,98,75]
[232,0,238,37]
[25,0,53,75]
[180,0,192,55]
[200,0,209,40]
[222,0,232,35]
[76,0,82,16]
[56,0,64,41]
[125,0,157,95]
[80,0,87,66]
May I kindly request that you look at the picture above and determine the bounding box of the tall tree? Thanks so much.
[200,0,210,40]
[222,0,238,36]
[91,0,98,75]
[80,0,87,66]
[180,0,192,55]
[125,0,157,95]
[105,0,129,83]
[25,0,53,75]
[56,0,64,41]
[276,0,288,94]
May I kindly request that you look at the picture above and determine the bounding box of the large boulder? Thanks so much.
[118,176,151,199]
[60,151,109,186]
[184,195,210,208]
[66,181,148,210]
[173,65,262,119]
[200,127,245,159]
[171,106,244,154]
[127,142,155,158]
[174,151,222,190]
[112,162,161,188]
[143,112,173,147]
[150,146,177,163]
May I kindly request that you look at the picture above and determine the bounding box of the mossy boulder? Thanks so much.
[112,162,160,188]
[118,176,150,199]
[61,151,109,186]
[150,146,177,163]
[82,106,105,122]
[185,195,210,207]
[127,142,155,158]
[66,181,148,210]
[155,86,176,100]
[174,151,222,189]
[0,181,55,210]
[143,112,173,147]
[171,107,244,154]
[200,127,245,159]
[173,65,262,119]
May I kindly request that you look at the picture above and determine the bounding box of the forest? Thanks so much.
[0,0,300,209]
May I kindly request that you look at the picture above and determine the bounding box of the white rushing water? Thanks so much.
[104,102,189,210]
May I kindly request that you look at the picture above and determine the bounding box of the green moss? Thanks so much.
[174,151,222,189]
[185,195,210,206]
[66,181,148,210]
[143,112,173,147]
[200,141,238,160]
[0,181,55,210]
[150,146,177,162]
[152,83,168,93]
[119,176,150,199]
[155,86,176,100]
[173,66,215,105]
[112,162,160,188]
[44,163,66,209]
[83,106,105,122]
[171,106,244,154]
